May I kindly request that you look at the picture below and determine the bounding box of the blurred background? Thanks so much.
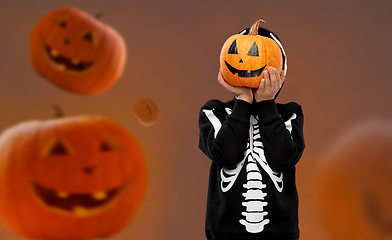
[1,0,392,239]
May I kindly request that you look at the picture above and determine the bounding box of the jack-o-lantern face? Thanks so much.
[0,116,148,240]
[133,98,159,127]
[219,20,284,88]
[224,39,266,78]
[29,7,126,95]
[315,121,392,240]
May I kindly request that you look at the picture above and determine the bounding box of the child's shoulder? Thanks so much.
[276,101,302,110]
[200,98,235,110]
[276,101,303,120]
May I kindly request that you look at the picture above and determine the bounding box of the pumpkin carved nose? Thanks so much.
[83,165,97,175]
[239,59,243,63]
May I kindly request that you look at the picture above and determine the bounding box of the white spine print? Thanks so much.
[239,113,297,233]
[239,116,270,232]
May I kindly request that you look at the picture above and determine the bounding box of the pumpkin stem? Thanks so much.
[95,12,104,19]
[249,19,265,36]
[52,104,64,118]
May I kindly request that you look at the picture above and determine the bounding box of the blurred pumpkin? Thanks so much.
[29,7,126,95]
[314,121,392,240]
[219,19,285,88]
[133,98,159,126]
[0,114,148,240]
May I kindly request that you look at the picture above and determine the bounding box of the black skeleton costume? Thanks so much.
[198,26,305,240]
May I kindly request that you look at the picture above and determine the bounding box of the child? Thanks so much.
[198,26,305,240]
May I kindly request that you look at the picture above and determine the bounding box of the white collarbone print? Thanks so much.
[203,107,297,234]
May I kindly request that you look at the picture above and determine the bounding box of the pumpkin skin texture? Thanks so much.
[133,98,159,127]
[314,121,392,240]
[29,7,126,95]
[0,116,148,240]
[219,20,283,88]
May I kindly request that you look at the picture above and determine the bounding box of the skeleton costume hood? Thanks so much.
[199,26,305,240]
[239,25,287,100]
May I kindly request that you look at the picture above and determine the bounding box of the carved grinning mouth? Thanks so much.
[225,61,266,78]
[42,39,94,72]
[31,181,125,217]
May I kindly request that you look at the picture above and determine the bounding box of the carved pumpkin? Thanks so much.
[0,115,148,240]
[219,19,286,88]
[29,7,126,95]
[133,98,159,126]
[314,121,392,240]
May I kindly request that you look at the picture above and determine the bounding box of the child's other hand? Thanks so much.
[217,72,253,103]
[254,67,285,102]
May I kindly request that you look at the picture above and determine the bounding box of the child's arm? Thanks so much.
[198,73,253,168]
[198,98,251,168]
[255,68,305,172]
[256,101,304,172]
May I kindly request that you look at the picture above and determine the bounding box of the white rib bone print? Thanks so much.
[220,115,286,194]
[220,115,287,233]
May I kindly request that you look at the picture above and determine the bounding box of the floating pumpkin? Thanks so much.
[133,98,159,126]
[314,121,392,240]
[0,114,148,240]
[29,7,126,95]
[219,19,287,88]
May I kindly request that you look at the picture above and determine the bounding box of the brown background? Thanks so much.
[1,0,392,239]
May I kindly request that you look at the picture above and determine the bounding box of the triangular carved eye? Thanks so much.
[82,31,93,42]
[247,42,259,57]
[53,17,67,28]
[101,135,124,152]
[50,141,69,155]
[227,39,238,54]
[42,136,73,156]
[101,141,114,152]
[81,30,96,45]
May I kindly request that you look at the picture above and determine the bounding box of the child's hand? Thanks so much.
[217,72,253,103]
[254,67,285,102]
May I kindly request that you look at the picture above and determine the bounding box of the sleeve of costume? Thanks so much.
[198,99,252,168]
[255,99,305,172]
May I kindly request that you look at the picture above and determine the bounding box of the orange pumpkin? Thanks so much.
[219,19,286,88]
[0,115,148,240]
[314,121,392,240]
[133,98,159,126]
[29,7,126,95]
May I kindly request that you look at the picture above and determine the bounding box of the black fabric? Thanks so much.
[198,98,305,240]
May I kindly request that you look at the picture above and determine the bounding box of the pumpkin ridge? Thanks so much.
[87,27,120,93]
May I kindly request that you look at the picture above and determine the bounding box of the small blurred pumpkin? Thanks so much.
[219,19,286,88]
[314,121,392,240]
[29,7,126,95]
[0,113,148,240]
[133,98,159,126]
